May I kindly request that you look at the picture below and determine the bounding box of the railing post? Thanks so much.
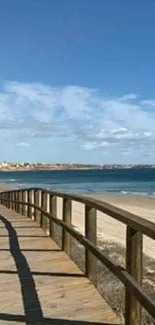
[3,192,6,207]
[11,191,14,210]
[18,190,22,214]
[3,192,6,206]
[62,198,72,255]
[49,195,57,240]
[34,189,39,222]
[8,192,11,209]
[2,193,4,205]
[21,190,26,216]
[125,226,143,325]
[27,189,33,218]
[14,191,17,212]
[13,191,17,211]
[16,190,19,213]
[10,192,13,210]
[3,192,5,206]
[16,190,19,212]
[5,192,9,208]
[37,190,42,224]
[85,205,97,287]
[41,191,48,230]
[31,190,35,220]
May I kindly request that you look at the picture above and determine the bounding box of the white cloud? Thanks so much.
[82,141,109,150]
[0,80,155,161]
[143,131,153,137]
[119,93,137,101]
[15,142,30,147]
[141,100,155,107]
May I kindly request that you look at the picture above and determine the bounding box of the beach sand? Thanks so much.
[57,194,155,259]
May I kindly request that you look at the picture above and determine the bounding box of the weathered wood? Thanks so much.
[5,192,8,209]
[9,192,12,209]
[37,190,41,224]
[2,186,155,240]
[15,191,19,213]
[17,191,20,212]
[85,205,97,286]
[34,190,39,222]
[2,193,4,205]
[41,191,48,230]
[49,195,57,239]
[5,192,9,208]
[16,191,19,212]
[12,191,16,210]
[125,226,143,325]
[21,190,27,216]
[27,189,33,218]
[10,191,13,210]
[62,198,72,255]
[18,191,22,214]
[26,188,155,240]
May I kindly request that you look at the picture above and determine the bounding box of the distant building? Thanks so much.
[1,161,8,167]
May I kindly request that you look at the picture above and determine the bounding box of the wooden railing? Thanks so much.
[0,187,155,325]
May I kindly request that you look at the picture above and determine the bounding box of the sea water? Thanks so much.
[0,168,155,196]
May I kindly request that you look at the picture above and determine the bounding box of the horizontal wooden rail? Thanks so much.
[11,187,155,240]
[0,188,155,325]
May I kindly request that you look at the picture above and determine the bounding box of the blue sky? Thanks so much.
[0,0,155,164]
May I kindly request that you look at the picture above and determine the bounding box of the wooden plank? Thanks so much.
[125,226,143,325]
[0,204,120,325]
[85,205,97,286]
[62,198,72,255]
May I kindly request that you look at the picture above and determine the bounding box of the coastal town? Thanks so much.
[0,162,154,171]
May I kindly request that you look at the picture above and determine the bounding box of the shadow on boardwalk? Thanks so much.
[0,215,118,325]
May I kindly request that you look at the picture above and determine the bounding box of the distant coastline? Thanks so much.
[0,162,155,172]
[0,168,155,196]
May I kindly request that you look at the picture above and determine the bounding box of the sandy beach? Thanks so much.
[56,194,155,259]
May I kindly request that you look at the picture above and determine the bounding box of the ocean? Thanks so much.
[0,168,155,196]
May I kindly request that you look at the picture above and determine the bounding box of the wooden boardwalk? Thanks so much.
[0,205,120,325]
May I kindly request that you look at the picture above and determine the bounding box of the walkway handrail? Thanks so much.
[0,187,155,325]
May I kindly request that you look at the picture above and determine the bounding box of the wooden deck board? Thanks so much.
[0,205,120,325]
